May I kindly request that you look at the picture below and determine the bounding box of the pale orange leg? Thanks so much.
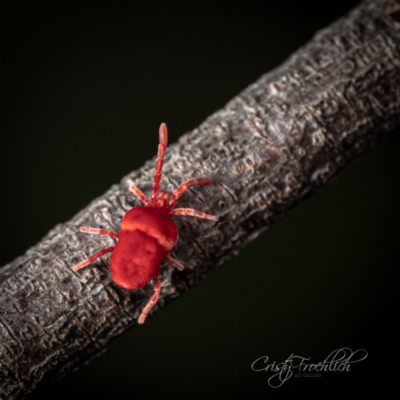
[80,227,119,238]
[165,256,185,271]
[168,178,213,209]
[151,123,168,205]
[169,208,218,221]
[139,273,161,324]
[129,185,149,206]
[72,246,115,271]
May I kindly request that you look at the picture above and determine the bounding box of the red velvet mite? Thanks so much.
[72,123,218,323]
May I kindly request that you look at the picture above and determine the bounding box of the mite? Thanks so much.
[72,123,218,323]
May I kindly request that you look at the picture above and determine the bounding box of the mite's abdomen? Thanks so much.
[110,207,178,290]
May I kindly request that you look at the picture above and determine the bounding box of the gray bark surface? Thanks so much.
[1,0,400,398]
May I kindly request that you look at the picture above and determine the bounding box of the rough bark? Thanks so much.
[1,0,400,398]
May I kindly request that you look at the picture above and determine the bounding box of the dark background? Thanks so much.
[1,0,399,398]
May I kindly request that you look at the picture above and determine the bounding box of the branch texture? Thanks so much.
[1,0,400,397]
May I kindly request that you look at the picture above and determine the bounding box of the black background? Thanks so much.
[1,1,399,399]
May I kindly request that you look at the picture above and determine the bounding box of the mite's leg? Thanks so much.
[72,246,115,271]
[139,273,161,324]
[129,185,149,206]
[168,178,212,209]
[80,227,119,238]
[169,208,218,221]
[165,256,185,271]
[150,123,168,205]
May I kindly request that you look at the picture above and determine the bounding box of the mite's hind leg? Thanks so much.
[80,227,119,238]
[169,208,218,221]
[72,246,115,271]
[165,256,185,271]
[139,273,161,324]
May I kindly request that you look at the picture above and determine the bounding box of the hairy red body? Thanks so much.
[72,123,218,323]
[110,207,178,290]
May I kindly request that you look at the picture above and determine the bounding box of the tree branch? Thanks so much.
[1,0,400,397]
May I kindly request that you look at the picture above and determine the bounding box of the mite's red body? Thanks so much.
[110,207,178,290]
[72,123,217,323]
